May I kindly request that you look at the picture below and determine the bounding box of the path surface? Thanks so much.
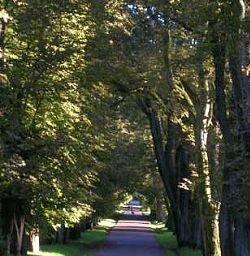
[94,211,164,256]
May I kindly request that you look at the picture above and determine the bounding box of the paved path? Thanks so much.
[94,211,164,256]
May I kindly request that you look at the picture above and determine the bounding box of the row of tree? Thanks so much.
[0,0,249,256]
[0,1,158,255]
[85,1,250,255]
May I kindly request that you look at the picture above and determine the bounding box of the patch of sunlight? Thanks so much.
[150,221,166,230]
[28,252,64,256]
[98,218,116,229]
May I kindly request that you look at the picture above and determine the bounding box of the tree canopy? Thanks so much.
[0,1,249,256]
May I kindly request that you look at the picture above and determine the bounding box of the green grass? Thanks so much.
[80,228,107,248]
[152,222,202,256]
[155,228,178,250]
[178,247,202,256]
[28,243,84,256]
[28,219,116,256]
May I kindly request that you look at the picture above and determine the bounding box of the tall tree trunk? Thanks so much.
[30,229,40,254]
[195,73,221,256]
[176,145,193,247]
[6,219,13,255]
[13,213,25,256]
[56,226,65,245]
[140,28,198,247]
[1,198,14,255]
[210,30,236,256]
[211,2,250,254]
[69,224,82,240]
[163,27,184,246]
[153,174,165,222]
[0,8,8,74]
[140,101,176,212]
[234,216,250,256]
[1,198,28,256]
[139,97,182,242]
[228,24,250,256]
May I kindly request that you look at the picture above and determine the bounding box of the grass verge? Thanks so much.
[151,222,202,256]
[28,219,116,256]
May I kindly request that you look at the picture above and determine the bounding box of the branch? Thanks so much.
[109,96,127,109]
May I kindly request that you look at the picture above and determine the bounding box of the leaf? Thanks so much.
[0,73,8,83]
[0,9,10,23]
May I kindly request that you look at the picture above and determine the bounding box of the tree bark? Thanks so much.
[13,213,25,256]
[176,145,193,247]
[234,216,250,256]
[0,9,8,74]
[56,225,66,245]
[30,229,40,254]
[6,219,13,255]
[210,30,237,256]
[211,2,250,254]
[138,96,183,239]
[69,224,81,240]
[139,27,198,248]
[195,77,221,256]
[227,29,250,256]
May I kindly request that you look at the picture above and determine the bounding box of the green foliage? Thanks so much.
[0,1,158,248]
[0,0,249,254]
[0,0,99,231]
